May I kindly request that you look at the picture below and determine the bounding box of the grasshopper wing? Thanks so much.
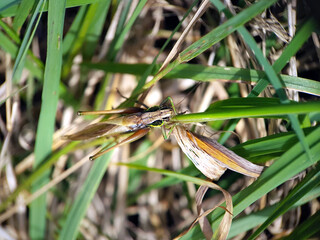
[64,122,132,141]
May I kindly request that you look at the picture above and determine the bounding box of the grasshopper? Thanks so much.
[65,97,263,180]
[64,97,176,160]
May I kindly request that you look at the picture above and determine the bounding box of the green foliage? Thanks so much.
[0,0,319,239]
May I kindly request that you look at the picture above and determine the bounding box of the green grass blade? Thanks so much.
[143,0,277,90]
[130,0,200,99]
[225,129,320,226]
[272,19,316,73]
[178,0,277,62]
[62,5,87,57]
[94,0,148,108]
[209,1,315,158]
[0,19,21,43]
[11,0,46,83]
[106,0,147,61]
[0,0,19,12]
[173,98,320,122]
[228,186,320,239]
[127,126,317,204]
[59,153,111,240]
[82,1,110,59]
[214,2,312,162]
[29,0,66,238]
[83,62,320,96]
[128,166,199,204]
[0,21,44,78]
[118,163,222,190]
[62,2,108,78]
[248,162,320,239]
[0,0,103,17]
[12,0,36,31]
[231,127,316,163]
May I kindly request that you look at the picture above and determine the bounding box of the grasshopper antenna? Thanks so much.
[116,89,149,109]
[174,82,202,113]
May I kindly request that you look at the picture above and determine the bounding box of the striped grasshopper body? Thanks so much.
[64,99,174,160]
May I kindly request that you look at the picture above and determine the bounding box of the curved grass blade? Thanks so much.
[272,18,316,73]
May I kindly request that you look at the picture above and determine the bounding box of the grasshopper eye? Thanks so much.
[148,120,164,127]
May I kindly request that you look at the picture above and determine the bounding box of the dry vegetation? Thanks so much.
[0,0,320,239]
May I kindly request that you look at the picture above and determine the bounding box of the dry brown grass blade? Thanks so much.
[196,185,213,240]
[158,0,211,73]
[173,180,233,240]
[172,125,227,180]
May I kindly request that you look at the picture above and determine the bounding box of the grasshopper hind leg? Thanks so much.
[89,128,150,160]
